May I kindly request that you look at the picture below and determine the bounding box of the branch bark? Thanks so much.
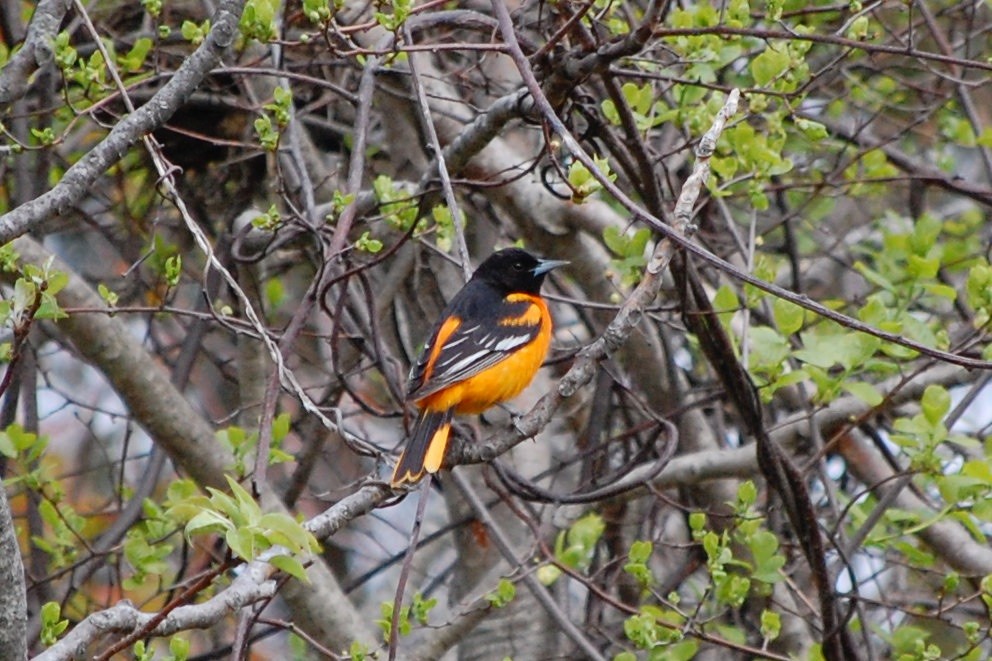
[0,0,245,243]
[6,236,377,658]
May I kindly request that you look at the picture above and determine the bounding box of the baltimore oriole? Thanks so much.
[391,248,568,487]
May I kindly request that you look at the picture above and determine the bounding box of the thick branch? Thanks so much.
[0,0,68,105]
[6,236,376,658]
[0,0,245,243]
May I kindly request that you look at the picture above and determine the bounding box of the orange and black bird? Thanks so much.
[391,248,568,487]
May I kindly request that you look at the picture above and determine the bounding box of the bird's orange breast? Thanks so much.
[418,294,551,414]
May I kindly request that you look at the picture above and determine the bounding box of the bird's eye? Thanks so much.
[511,261,525,271]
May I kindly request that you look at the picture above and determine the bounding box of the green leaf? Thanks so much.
[847,15,869,40]
[712,284,740,331]
[184,510,230,538]
[258,512,320,554]
[747,326,790,373]
[269,554,309,582]
[750,46,790,86]
[573,513,606,547]
[39,602,69,646]
[486,578,517,607]
[760,609,781,641]
[355,231,384,253]
[226,525,259,560]
[749,530,785,583]
[410,592,437,625]
[773,297,804,335]
[120,37,152,71]
[921,385,950,425]
[168,636,190,661]
[654,640,699,661]
[536,564,561,585]
[628,540,652,563]
[842,381,883,406]
[272,412,291,442]
[225,475,263,525]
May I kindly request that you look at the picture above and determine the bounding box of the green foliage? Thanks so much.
[252,204,282,231]
[966,261,992,329]
[31,127,56,146]
[377,592,434,641]
[881,625,942,661]
[252,86,295,150]
[39,602,69,646]
[0,423,45,461]
[123,499,176,590]
[240,0,278,42]
[759,609,781,643]
[621,482,788,653]
[133,640,154,661]
[34,497,86,568]
[141,0,162,18]
[167,636,190,661]
[601,83,667,132]
[603,226,650,286]
[430,204,463,252]
[411,592,437,624]
[265,86,294,128]
[374,0,412,31]
[326,190,355,222]
[348,641,370,661]
[163,254,182,288]
[889,385,952,473]
[181,20,211,46]
[750,44,790,86]
[621,607,695,657]
[0,256,69,330]
[167,475,320,579]
[303,0,334,23]
[486,578,517,608]
[119,38,153,72]
[97,283,119,307]
[52,32,78,70]
[556,512,605,572]
[539,512,605,585]
[355,231,383,253]
[623,540,654,588]
[254,114,279,151]
[373,175,419,231]
[567,155,616,203]
[216,412,294,476]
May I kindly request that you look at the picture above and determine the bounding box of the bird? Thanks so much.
[390,248,568,487]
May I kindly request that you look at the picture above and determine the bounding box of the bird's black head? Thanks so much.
[473,248,568,295]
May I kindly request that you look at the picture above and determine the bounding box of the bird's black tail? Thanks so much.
[391,409,454,487]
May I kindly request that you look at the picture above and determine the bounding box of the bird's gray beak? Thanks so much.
[532,258,570,276]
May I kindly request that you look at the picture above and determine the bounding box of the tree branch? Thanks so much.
[0,0,245,243]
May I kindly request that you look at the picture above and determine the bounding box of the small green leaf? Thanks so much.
[536,564,561,585]
[226,525,258,560]
[760,609,781,641]
[269,554,309,581]
[258,512,320,554]
[486,578,517,607]
[843,381,883,406]
[272,412,291,442]
[750,46,789,86]
[921,385,950,425]
[628,540,652,563]
[39,602,69,646]
[355,231,384,253]
[169,635,190,661]
[773,297,804,335]
[184,510,230,538]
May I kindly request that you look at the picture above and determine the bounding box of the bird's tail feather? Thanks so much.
[391,409,453,487]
